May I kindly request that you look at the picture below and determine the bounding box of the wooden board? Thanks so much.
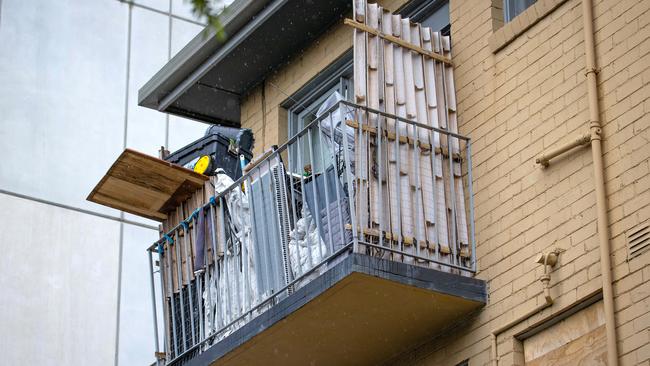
[523,301,606,363]
[525,325,607,366]
[87,148,208,221]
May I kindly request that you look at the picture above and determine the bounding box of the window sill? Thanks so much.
[488,0,569,53]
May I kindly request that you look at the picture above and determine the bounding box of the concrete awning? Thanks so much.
[138,0,352,127]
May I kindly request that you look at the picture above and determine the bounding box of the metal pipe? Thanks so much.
[466,142,476,272]
[582,0,618,363]
[157,247,171,359]
[490,299,552,366]
[535,133,591,167]
[148,250,161,363]
[490,253,557,366]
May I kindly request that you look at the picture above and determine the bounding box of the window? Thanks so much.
[504,0,536,22]
[408,0,450,36]
[285,52,353,174]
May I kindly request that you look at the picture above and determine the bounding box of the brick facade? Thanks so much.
[239,0,650,364]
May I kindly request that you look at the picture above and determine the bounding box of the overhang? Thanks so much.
[138,0,353,126]
[184,254,486,366]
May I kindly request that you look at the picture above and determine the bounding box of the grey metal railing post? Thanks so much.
[286,148,304,279]
[218,199,233,324]
[295,134,314,267]
[447,134,458,267]
[208,203,220,331]
[157,246,171,360]
[307,131,324,261]
[325,111,348,248]
[394,110,404,260]
[180,219,197,346]
[241,176,251,316]
[164,242,179,358]
[339,102,359,252]
[316,123,335,256]
[466,140,476,272]
[148,250,161,364]
[174,231,187,352]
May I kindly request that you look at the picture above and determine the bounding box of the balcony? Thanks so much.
[145,100,486,366]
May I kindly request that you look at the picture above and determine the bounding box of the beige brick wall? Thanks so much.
[239,0,649,364]
[388,0,650,365]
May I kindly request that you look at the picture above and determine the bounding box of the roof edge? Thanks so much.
[138,0,272,109]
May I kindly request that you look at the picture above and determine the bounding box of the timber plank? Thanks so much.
[87,148,208,222]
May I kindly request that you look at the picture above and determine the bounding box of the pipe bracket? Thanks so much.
[585,67,600,76]
[590,122,603,141]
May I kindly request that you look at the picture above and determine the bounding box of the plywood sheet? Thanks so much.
[524,301,606,365]
[87,149,208,221]
[525,326,607,366]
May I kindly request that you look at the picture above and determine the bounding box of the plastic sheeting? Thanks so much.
[288,205,327,278]
[318,91,356,173]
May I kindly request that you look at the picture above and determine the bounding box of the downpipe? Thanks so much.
[490,251,560,366]
[582,0,619,364]
[533,0,619,364]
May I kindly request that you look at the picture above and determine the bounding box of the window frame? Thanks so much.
[503,0,537,23]
[282,51,353,174]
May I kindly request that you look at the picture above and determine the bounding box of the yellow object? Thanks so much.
[193,155,211,174]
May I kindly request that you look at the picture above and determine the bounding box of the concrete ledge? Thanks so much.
[184,253,487,366]
[488,0,569,53]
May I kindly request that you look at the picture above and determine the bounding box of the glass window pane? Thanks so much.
[421,2,450,33]
[504,0,536,22]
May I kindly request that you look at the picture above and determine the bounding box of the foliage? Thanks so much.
[187,0,227,41]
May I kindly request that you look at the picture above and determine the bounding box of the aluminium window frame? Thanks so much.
[503,0,537,23]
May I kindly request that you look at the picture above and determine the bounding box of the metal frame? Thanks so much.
[146,100,475,365]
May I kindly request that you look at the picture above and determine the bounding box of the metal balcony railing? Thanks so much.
[146,100,475,365]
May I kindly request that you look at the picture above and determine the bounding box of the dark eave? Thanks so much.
[138,0,353,127]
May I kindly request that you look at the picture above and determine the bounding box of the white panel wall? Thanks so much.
[0,194,120,366]
[118,224,162,366]
[0,0,127,214]
[0,0,216,365]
